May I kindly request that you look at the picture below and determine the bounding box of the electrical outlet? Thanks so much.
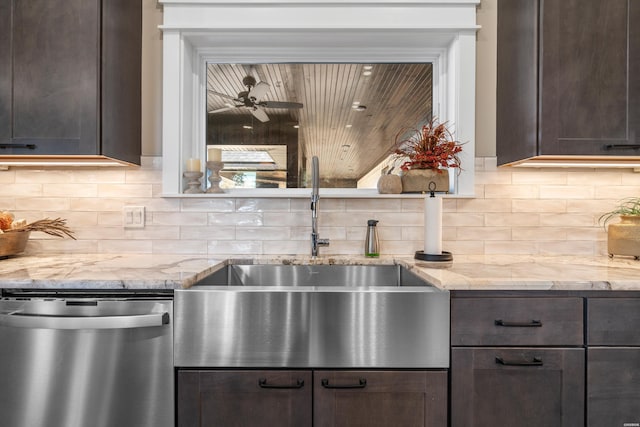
[123,206,145,228]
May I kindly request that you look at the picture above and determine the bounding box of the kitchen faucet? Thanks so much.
[310,156,329,257]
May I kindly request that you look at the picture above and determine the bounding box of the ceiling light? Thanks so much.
[363,65,373,70]
[345,124,352,128]
[362,71,372,76]
[242,125,253,129]
[293,125,300,129]
[354,105,367,112]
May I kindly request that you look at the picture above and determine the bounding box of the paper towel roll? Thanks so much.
[424,195,443,255]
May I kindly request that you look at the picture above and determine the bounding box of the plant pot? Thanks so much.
[607,215,640,259]
[0,231,31,258]
[401,169,449,193]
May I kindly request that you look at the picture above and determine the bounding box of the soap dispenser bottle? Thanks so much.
[365,219,380,257]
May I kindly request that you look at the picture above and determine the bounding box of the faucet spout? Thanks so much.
[311,156,329,257]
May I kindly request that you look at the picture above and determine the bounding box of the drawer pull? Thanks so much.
[321,378,367,389]
[495,356,543,366]
[604,144,640,150]
[0,143,37,150]
[494,319,542,327]
[258,378,304,389]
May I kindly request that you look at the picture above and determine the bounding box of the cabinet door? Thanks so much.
[177,370,312,427]
[451,348,584,427]
[314,370,447,427]
[588,348,640,427]
[9,0,98,155]
[540,0,640,156]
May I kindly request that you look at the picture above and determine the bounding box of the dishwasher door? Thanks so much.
[0,295,173,427]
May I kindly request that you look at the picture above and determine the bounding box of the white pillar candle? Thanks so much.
[424,194,443,255]
[208,148,222,162]
[186,158,201,172]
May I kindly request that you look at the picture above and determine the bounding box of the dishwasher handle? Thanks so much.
[0,312,170,330]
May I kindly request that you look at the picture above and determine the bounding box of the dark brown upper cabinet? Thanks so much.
[0,0,141,165]
[497,0,640,165]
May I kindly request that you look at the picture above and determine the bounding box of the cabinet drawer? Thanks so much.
[588,298,640,345]
[451,297,583,346]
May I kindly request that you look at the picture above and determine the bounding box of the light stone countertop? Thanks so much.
[0,253,639,291]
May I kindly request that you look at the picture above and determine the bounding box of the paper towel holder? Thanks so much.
[415,184,453,262]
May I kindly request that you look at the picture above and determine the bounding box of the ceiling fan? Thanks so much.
[207,75,303,123]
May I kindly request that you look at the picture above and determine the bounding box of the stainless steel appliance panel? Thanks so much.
[0,297,173,427]
[175,288,449,368]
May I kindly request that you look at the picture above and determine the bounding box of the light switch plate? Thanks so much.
[123,206,145,228]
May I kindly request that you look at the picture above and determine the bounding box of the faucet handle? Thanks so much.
[317,238,330,247]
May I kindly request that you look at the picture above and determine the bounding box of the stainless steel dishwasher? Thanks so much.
[0,289,174,427]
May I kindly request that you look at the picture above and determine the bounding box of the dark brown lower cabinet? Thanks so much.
[588,348,640,427]
[451,348,585,427]
[177,369,447,427]
[177,370,312,427]
[314,370,448,427]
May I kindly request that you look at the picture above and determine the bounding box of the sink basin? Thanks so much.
[193,263,435,287]
[175,263,449,369]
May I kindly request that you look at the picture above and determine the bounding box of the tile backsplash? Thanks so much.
[2,157,639,257]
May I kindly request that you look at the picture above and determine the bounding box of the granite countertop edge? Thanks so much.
[1,253,640,291]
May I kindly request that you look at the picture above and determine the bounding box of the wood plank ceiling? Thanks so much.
[206,63,433,187]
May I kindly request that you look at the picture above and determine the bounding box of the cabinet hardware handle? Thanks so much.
[604,144,640,150]
[0,143,37,149]
[494,319,542,327]
[495,356,543,366]
[321,378,367,389]
[258,378,304,389]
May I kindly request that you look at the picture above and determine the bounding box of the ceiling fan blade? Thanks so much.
[260,101,304,109]
[208,106,235,114]
[248,81,270,102]
[251,107,270,122]
[208,89,237,101]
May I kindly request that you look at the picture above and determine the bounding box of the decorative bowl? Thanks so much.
[0,231,31,258]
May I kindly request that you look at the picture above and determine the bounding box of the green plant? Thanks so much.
[599,197,640,229]
[393,118,464,172]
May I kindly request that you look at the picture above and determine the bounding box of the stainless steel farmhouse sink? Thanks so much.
[174,263,449,368]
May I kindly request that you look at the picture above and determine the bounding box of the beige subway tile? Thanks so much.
[73,226,125,240]
[236,199,291,212]
[567,170,622,186]
[445,212,485,227]
[511,227,567,241]
[98,240,152,253]
[152,240,207,254]
[131,197,181,212]
[564,227,605,241]
[291,198,345,212]
[181,226,235,240]
[485,184,539,199]
[15,197,70,212]
[567,199,617,213]
[401,198,424,212]
[379,240,423,256]
[208,240,262,255]
[181,198,235,212]
[72,169,127,184]
[475,170,512,185]
[26,239,98,254]
[125,169,162,184]
[457,198,512,213]
[0,170,15,183]
[512,199,566,213]
[263,212,305,226]
[153,212,208,226]
[485,241,539,255]
[0,198,16,210]
[443,240,485,255]
[15,170,74,184]
[317,240,362,255]
[621,172,640,185]
[43,184,98,197]
[539,185,595,199]
[2,184,42,197]
[346,198,402,212]
[70,198,125,212]
[263,240,309,255]
[512,170,567,185]
[237,227,290,240]
[539,240,596,256]
[125,226,181,240]
[485,213,539,227]
[594,185,640,200]
[539,213,595,227]
[98,184,153,198]
[456,227,512,241]
[57,211,99,226]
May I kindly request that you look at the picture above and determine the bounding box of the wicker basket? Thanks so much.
[0,231,31,257]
